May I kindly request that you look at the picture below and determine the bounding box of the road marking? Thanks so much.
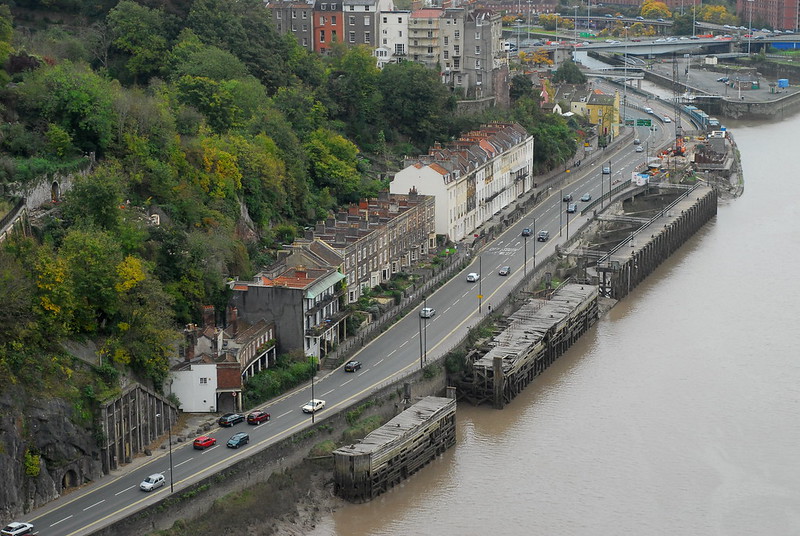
[399,340,409,347]
[375,359,384,365]
[51,515,73,527]
[115,486,135,496]
[357,370,368,377]
[202,445,218,452]
[340,378,353,387]
[277,410,292,419]
[83,500,105,511]
[453,299,460,305]
[321,389,335,397]
[387,349,396,356]
[175,458,193,468]
[443,307,451,314]
[462,291,469,298]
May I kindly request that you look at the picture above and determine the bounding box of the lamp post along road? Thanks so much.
[155,410,174,493]
[310,357,316,423]
[748,0,754,55]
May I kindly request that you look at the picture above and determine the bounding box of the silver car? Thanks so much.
[140,473,165,492]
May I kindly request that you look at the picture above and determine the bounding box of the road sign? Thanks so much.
[636,119,652,126]
[477,294,483,299]
[625,119,635,126]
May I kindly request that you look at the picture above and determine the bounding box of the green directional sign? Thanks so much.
[636,119,652,126]
[625,119,635,126]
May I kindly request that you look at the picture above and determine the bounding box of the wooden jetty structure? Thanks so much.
[459,284,599,409]
[332,396,456,502]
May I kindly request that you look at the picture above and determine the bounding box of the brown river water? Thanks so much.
[310,113,800,536]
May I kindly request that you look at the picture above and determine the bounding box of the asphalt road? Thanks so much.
[25,98,673,536]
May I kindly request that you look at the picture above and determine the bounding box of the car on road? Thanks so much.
[633,138,641,145]
[247,410,271,425]
[521,227,532,237]
[566,203,577,213]
[636,145,644,152]
[498,265,511,276]
[218,413,244,427]
[580,194,592,202]
[466,272,480,282]
[717,77,729,82]
[302,399,326,413]
[1,522,36,536]
[140,473,166,492]
[419,307,436,318]
[754,35,764,39]
[344,360,362,372]
[644,107,654,114]
[537,230,550,242]
[227,432,249,448]
[602,166,611,174]
[636,16,644,20]
[193,435,217,449]
[657,17,665,22]
[662,116,672,123]
[562,193,573,202]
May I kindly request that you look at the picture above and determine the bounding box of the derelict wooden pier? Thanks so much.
[332,396,456,502]
[459,284,599,409]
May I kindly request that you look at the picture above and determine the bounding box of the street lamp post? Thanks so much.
[310,356,317,423]
[571,5,580,43]
[559,188,563,236]
[747,0,754,55]
[532,217,536,269]
[478,255,483,313]
[423,296,428,364]
[155,410,174,493]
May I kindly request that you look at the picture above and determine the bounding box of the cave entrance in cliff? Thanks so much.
[62,469,79,489]
[51,181,61,203]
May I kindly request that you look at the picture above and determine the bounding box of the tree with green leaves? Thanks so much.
[304,128,361,204]
[552,60,587,84]
[107,0,171,83]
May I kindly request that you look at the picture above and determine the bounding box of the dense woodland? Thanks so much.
[0,0,580,394]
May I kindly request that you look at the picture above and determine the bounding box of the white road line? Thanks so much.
[51,515,73,527]
[116,485,135,496]
[375,359,384,365]
[83,500,105,511]
[321,389,335,397]
[203,445,218,452]
[443,307,451,314]
[453,299,460,305]
[340,379,353,387]
[387,349,397,356]
[462,291,470,297]
[175,458,193,468]
[357,370,368,377]
[277,410,292,419]
[399,340,409,347]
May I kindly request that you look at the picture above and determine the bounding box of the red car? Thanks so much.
[193,435,217,450]
[247,411,271,425]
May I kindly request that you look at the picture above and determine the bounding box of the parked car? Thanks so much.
[344,360,362,372]
[466,272,480,282]
[140,473,166,492]
[1,523,36,536]
[302,399,326,413]
[566,203,578,213]
[717,77,729,82]
[521,227,532,237]
[193,435,217,449]
[218,413,244,427]
[227,432,249,448]
[537,230,550,242]
[562,193,573,202]
[580,194,592,202]
[498,265,511,276]
[420,307,436,318]
[247,410,271,425]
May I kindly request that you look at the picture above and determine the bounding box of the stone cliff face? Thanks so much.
[0,390,102,520]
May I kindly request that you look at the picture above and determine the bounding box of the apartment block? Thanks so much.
[390,123,533,242]
[305,189,436,303]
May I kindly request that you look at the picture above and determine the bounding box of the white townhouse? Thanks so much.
[390,123,533,242]
[375,10,410,68]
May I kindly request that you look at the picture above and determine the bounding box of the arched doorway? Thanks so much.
[51,181,61,203]
[62,469,79,489]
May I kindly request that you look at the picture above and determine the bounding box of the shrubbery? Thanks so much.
[242,354,316,408]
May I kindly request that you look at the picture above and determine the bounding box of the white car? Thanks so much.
[466,272,480,282]
[140,473,166,492]
[1,522,36,536]
[662,116,672,123]
[419,307,436,318]
[302,399,326,413]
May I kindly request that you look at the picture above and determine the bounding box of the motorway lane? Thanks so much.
[27,116,672,536]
